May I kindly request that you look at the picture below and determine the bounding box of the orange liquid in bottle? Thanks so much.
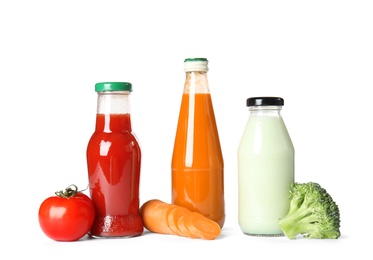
[172,93,225,228]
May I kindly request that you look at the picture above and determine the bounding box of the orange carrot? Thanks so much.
[183,212,221,240]
[139,199,175,235]
[167,206,190,236]
[140,199,221,240]
[177,214,199,238]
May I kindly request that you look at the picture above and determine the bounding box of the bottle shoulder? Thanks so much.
[87,131,141,154]
[239,116,293,148]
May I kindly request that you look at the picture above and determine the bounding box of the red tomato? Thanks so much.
[38,185,95,241]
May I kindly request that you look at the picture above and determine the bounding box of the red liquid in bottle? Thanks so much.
[87,113,143,237]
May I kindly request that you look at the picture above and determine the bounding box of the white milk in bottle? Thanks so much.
[238,97,294,236]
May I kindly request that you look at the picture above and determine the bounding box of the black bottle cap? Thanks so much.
[246,97,284,107]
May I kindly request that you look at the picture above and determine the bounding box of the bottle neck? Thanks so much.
[183,71,210,94]
[97,91,131,114]
[249,106,282,117]
[95,91,132,132]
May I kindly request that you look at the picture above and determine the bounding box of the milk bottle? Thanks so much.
[238,97,294,236]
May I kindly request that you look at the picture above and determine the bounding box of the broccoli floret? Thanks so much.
[279,182,341,239]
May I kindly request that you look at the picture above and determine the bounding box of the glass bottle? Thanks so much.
[238,97,294,236]
[86,82,143,238]
[171,58,225,228]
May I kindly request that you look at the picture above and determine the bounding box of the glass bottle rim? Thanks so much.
[184,57,208,72]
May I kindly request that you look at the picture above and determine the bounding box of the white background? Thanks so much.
[1,0,371,259]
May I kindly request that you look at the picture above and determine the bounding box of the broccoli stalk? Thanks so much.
[279,182,341,239]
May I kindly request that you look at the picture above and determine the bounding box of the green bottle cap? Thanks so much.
[95,82,132,92]
[184,58,208,72]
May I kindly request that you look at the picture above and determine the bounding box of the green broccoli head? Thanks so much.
[279,182,341,239]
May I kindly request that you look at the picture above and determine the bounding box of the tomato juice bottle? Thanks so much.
[87,82,143,238]
[171,58,225,228]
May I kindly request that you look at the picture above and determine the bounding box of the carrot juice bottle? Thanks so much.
[87,82,143,238]
[171,58,225,228]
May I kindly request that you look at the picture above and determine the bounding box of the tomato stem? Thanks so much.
[55,184,79,199]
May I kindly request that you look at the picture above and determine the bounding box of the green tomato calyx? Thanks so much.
[55,184,83,199]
